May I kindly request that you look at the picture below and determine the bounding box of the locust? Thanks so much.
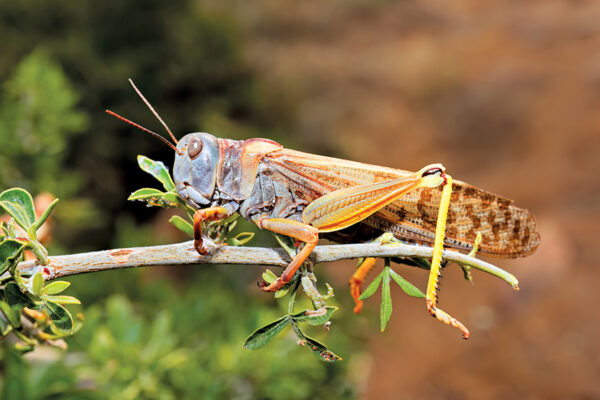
[107,80,540,339]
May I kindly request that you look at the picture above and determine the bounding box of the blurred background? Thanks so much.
[1,0,599,399]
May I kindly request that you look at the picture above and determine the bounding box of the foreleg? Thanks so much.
[193,206,231,255]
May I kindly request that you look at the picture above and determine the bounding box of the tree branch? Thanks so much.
[11,240,519,288]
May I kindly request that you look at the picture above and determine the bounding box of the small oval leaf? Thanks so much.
[358,271,384,301]
[274,286,290,299]
[43,281,71,295]
[128,188,164,201]
[137,155,175,191]
[31,271,44,297]
[0,300,21,328]
[5,282,35,309]
[0,310,13,336]
[244,316,290,350]
[389,269,425,298]
[0,239,25,275]
[261,269,278,284]
[0,188,36,231]
[41,295,81,305]
[169,216,193,237]
[162,192,187,207]
[45,301,73,334]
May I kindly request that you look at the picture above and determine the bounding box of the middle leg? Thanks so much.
[256,218,319,292]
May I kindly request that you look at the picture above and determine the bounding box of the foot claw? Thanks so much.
[259,278,284,292]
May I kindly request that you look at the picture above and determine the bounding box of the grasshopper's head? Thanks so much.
[173,132,220,208]
[105,80,220,209]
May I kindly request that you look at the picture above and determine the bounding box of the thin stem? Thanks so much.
[8,241,519,289]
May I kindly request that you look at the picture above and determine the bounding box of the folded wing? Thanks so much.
[264,148,540,258]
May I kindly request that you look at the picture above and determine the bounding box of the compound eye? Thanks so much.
[188,137,203,159]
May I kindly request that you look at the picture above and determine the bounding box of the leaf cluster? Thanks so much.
[358,258,425,332]
[0,188,81,353]
[1,278,359,400]
[245,270,341,362]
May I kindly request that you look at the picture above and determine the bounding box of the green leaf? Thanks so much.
[390,269,425,298]
[14,342,35,354]
[128,188,164,202]
[230,232,255,246]
[169,216,193,237]
[261,269,278,284]
[380,267,392,332]
[274,287,290,299]
[409,256,431,270]
[290,320,342,362]
[289,321,341,362]
[0,300,21,328]
[40,295,80,305]
[0,239,25,276]
[137,155,175,191]
[302,335,342,362]
[291,306,337,325]
[358,270,383,301]
[31,271,44,297]
[25,239,48,266]
[0,311,12,336]
[45,301,73,334]
[0,188,36,231]
[43,281,70,295]
[243,316,290,350]
[129,188,184,209]
[34,198,59,231]
[5,282,35,309]
[162,192,187,207]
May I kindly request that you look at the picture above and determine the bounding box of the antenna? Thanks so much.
[105,109,182,155]
[128,79,178,144]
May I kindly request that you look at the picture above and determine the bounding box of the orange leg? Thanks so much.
[193,206,231,255]
[349,257,377,314]
[256,218,319,292]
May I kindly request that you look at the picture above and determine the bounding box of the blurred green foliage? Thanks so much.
[1,274,359,400]
[0,1,368,398]
[0,50,87,198]
[0,0,295,252]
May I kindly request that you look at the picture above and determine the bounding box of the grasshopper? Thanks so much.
[107,80,540,339]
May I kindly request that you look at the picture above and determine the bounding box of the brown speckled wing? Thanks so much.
[264,148,540,258]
